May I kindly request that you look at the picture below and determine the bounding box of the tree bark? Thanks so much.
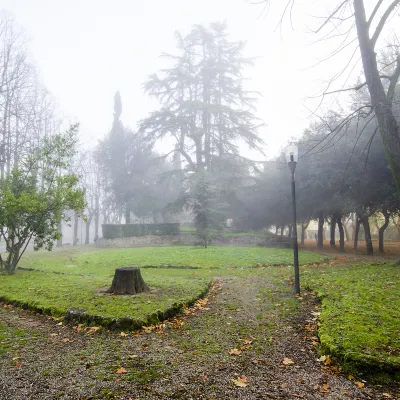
[301,220,310,245]
[73,213,79,245]
[330,215,336,248]
[125,207,131,224]
[361,215,373,255]
[107,267,149,295]
[354,215,361,249]
[353,0,400,198]
[85,216,92,245]
[317,212,324,248]
[56,220,63,247]
[94,190,100,241]
[337,217,345,253]
[288,224,292,239]
[343,218,350,242]
[379,210,390,252]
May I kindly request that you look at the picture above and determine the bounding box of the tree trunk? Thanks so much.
[125,207,131,224]
[379,210,390,253]
[85,216,92,245]
[343,218,350,242]
[361,215,373,255]
[354,0,400,198]
[56,220,63,247]
[280,225,284,237]
[94,191,100,241]
[337,217,345,253]
[73,213,79,245]
[301,220,310,245]
[288,224,292,239]
[275,226,278,235]
[317,212,324,248]
[354,216,361,249]
[107,267,149,295]
[330,215,336,248]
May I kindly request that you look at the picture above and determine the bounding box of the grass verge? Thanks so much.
[303,261,400,382]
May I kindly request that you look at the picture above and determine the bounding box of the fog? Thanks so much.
[1,0,379,158]
[0,0,399,249]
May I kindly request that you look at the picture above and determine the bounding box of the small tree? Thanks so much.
[0,125,85,274]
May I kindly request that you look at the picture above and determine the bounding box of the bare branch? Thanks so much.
[367,0,384,27]
[323,81,367,95]
[371,0,400,48]
[314,0,349,34]
[387,55,400,106]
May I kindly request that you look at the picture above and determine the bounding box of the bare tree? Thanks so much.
[257,1,400,195]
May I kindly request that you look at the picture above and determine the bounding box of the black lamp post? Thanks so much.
[285,144,300,296]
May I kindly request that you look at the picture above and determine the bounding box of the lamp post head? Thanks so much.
[285,144,298,174]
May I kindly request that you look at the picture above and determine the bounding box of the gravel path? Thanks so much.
[0,275,398,399]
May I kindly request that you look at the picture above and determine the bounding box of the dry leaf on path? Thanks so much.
[321,384,330,392]
[116,367,128,374]
[87,326,100,334]
[120,332,128,337]
[229,348,241,356]
[282,357,294,365]
[354,381,364,388]
[232,376,247,387]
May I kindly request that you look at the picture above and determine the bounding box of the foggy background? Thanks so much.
[0,0,370,159]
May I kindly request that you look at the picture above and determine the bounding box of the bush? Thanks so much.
[102,223,180,239]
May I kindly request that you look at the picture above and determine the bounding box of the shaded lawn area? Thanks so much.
[303,261,400,379]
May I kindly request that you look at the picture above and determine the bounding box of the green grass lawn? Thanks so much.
[0,246,324,325]
[1,245,399,378]
[303,261,400,379]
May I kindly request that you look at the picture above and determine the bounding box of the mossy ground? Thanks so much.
[0,246,399,398]
[302,260,400,381]
[0,246,324,323]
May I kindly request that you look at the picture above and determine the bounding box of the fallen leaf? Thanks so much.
[116,367,128,374]
[321,384,330,392]
[232,376,247,387]
[87,326,100,334]
[15,361,22,367]
[50,333,58,337]
[354,381,364,388]
[348,375,354,380]
[120,332,128,337]
[61,338,71,342]
[282,357,295,365]
[243,338,253,345]
[382,393,392,398]
[229,348,241,356]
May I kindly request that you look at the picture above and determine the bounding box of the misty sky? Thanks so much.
[1,0,395,159]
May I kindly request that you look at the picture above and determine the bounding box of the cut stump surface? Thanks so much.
[107,267,149,295]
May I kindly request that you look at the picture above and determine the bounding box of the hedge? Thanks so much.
[102,223,180,239]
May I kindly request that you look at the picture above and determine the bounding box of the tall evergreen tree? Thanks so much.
[140,22,264,242]
[140,22,264,174]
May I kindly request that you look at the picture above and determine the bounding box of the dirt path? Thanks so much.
[0,275,398,399]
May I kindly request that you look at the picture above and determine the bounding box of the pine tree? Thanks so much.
[140,22,264,241]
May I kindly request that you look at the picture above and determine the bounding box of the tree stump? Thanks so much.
[107,267,149,295]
